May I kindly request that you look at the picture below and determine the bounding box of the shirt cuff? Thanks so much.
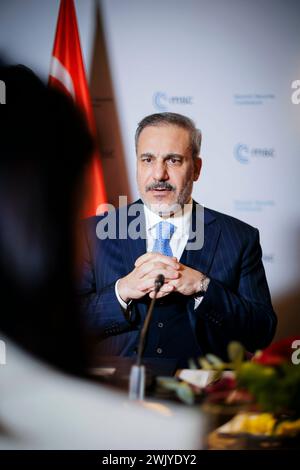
[115,279,132,311]
[193,276,210,309]
[194,295,203,310]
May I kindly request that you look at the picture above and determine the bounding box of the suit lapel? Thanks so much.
[183,202,221,343]
[119,200,148,320]
[119,199,147,272]
[184,201,221,277]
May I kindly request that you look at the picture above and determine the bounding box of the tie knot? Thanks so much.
[156,221,176,240]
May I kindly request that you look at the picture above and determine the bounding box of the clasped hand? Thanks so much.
[118,252,204,302]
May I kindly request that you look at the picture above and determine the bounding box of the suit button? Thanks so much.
[156,348,163,354]
[158,322,164,328]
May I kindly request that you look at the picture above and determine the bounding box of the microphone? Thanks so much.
[129,274,165,400]
[154,274,165,292]
[137,274,165,366]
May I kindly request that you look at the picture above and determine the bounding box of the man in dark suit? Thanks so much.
[79,113,277,366]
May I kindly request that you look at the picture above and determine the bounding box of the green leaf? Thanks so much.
[198,357,214,370]
[206,353,225,370]
[157,377,195,405]
[157,377,180,391]
[228,341,244,366]
[176,384,195,405]
[188,358,198,370]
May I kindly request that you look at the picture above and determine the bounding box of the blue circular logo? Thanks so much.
[234,143,249,164]
[153,92,168,111]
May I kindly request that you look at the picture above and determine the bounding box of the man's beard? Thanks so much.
[142,179,193,218]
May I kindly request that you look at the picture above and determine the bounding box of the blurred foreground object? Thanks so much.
[216,412,300,438]
[0,63,93,375]
[0,336,203,450]
[238,336,300,417]
[175,338,300,418]
[208,411,300,450]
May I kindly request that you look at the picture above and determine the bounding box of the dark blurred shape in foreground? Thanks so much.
[0,64,94,375]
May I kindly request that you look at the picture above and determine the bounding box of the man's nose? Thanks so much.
[153,161,169,181]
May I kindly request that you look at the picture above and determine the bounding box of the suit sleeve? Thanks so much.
[193,228,277,352]
[77,220,132,337]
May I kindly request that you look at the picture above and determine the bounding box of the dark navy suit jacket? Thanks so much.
[79,200,277,362]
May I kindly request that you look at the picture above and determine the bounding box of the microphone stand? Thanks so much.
[129,275,164,400]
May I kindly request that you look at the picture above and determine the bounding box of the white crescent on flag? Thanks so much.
[49,56,75,99]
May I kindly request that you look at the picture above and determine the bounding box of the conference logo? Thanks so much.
[153,91,193,111]
[0,339,6,365]
[234,143,275,164]
[0,80,6,104]
[291,80,300,104]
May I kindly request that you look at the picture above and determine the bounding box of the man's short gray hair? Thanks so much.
[135,112,202,160]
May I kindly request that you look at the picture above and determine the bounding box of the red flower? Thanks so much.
[205,376,237,394]
[253,336,300,366]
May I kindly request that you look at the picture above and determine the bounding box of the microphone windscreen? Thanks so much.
[155,274,165,291]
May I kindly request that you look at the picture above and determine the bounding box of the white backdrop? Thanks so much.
[1,0,300,338]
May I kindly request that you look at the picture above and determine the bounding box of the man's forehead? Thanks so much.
[137,124,190,153]
[138,123,189,137]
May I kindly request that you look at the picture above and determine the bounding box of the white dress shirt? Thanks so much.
[144,199,192,259]
[115,200,203,310]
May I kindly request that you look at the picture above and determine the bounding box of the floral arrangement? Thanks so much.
[194,337,300,417]
[237,337,300,417]
[158,337,300,436]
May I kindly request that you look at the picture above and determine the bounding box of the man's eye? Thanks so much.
[141,156,152,163]
[168,158,180,164]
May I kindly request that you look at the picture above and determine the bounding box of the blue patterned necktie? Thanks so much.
[152,221,176,257]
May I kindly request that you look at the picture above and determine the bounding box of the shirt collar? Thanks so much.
[144,198,193,237]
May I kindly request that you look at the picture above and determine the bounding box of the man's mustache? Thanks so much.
[146,182,176,191]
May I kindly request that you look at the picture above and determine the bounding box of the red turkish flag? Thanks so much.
[49,0,106,217]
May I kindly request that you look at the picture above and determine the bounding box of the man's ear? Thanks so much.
[193,157,202,181]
